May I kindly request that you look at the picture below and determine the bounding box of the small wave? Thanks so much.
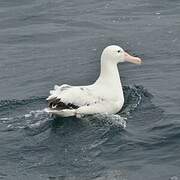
[0,108,48,123]
[81,114,127,129]
[147,121,180,146]
[0,96,46,108]
[1,108,52,135]
[24,109,47,119]
[120,85,152,116]
[23,109,53,136]
[0,117,13,122]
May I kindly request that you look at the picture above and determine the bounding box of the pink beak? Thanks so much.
[124,52,142,65]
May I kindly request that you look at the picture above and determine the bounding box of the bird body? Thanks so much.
[46,45,142,117]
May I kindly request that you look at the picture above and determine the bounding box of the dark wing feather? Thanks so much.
[47,84,97,110]
[48,98,79,110]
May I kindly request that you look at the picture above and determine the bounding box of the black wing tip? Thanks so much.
[48,98,79,110]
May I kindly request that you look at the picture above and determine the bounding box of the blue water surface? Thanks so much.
[0,0,180,179]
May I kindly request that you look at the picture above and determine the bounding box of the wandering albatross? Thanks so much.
[46,45,142,117]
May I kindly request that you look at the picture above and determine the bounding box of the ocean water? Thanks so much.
[0,0,180,179]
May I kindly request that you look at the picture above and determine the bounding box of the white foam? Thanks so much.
[24,109,48,119]
[82,113,127,129]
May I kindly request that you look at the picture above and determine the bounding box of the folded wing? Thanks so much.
[46,84,102,110]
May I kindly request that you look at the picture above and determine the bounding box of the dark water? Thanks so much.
[0,0,180,179]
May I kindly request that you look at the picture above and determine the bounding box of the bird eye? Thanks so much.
[117,50,121,53]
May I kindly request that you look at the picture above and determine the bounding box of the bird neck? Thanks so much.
[95,58,122,89]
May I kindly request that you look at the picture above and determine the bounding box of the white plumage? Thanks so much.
[46,45,142,117]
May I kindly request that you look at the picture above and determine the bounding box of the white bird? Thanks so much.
[46,45,142,117]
